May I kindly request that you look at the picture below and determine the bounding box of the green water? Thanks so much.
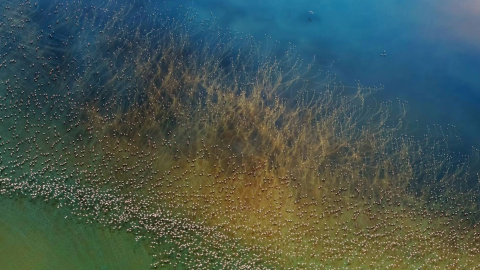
[0,197,152,270]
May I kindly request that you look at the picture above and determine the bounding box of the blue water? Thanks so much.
[183,0,480,150]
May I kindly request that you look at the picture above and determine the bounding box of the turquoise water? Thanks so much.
[0,0,479,269]
[0,197,152,270]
